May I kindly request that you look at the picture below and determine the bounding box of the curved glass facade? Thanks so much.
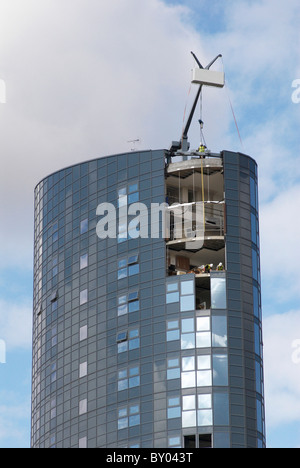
[31,149,265,448]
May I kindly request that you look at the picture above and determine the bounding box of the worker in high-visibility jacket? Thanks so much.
[217,262,224,271]
[205,264,213,273]
[199,144,206,153]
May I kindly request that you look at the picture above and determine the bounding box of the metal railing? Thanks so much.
[166,201,224,241]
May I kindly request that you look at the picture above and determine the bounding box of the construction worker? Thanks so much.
[199,144,207,153]
[217,262,224,271]
[205,264,213,273]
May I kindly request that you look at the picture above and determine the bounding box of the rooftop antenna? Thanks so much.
[127,138,141,152]
[170,52,224,154]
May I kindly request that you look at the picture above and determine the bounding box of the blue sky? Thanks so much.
[0,0,299,448]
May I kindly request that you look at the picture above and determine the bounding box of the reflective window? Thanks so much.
[129,300,140,313]
[196,332,211,348]
[117,331,127,343]
[167,320,180,342]
[118,258,127,269]
[181,281,194,295]
[252,248,258,281]
[197,369,212,387]
[167,397,181,419]
[118,404,140,429]
[211,275,227,309]
[181,333,195,350]
[167,279,195,311]
[181,356,196,389]
[118,291,139,316]
[129,263,139,276]
[80,253,88,270]
[167,292,179,304]
[254,322,261,356]
[197,394,213,427]
[169,436,181,448]
[182,319,194,333]
[253,285,259,319]
[118,187,127,208]
[118,183,139,207]
[79,362,87,378]
[182,395,196,428]
[251,212,257,244]
[118,341,128,353]
[118,267,127,280]
[80,218,88,234]
[198,394,212,409]
[118,366,140,391]
[213,392,229,426]
[118,303,128,317]
[128,183,139,204]
[181,371,196,389]
[128,254,139,265]
[167,282,178,293]
[197,317,210,331]
[52,223,58,243]
[79,325,88,341]
[128,291,139,302]
[118,223,127,243]
[182,356,195,371]
[180,295,195,312]
[181,319,196,350]
[250,177,257,210]
[197,355,211,370]
[118,255,140,280]
[79,399,87,416]
[129,337,140,351]
[212,316,227,347]
[167,358,180,380]
[255,360,262,394]
[117,328,140,353]
[197,355,212,387]
[256,398,263,433]
[182,394,212,428]
[52,258,58,277]
[128,192,139,204]
[79,437,87,449]
[198,409,213,427]
[51,290,58,303]
[129,183,138,194]
[213,355,228,386]
[80,289,88,305]
[51,363,57,383]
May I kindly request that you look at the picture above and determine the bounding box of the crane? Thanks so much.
[169,52,224,155]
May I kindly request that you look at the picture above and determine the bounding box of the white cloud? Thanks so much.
[0,0,298,271]
[264,310,300,428]
[0,0,211,269]
[0,391,30,448]
[0,299,32,350]
[259,184,300,301]
[0,0,298,449]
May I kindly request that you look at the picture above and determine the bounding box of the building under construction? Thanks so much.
[31,53,265,448]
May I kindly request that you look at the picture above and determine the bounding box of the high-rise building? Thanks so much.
[31,148,265,448]
[31,55,265,448]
